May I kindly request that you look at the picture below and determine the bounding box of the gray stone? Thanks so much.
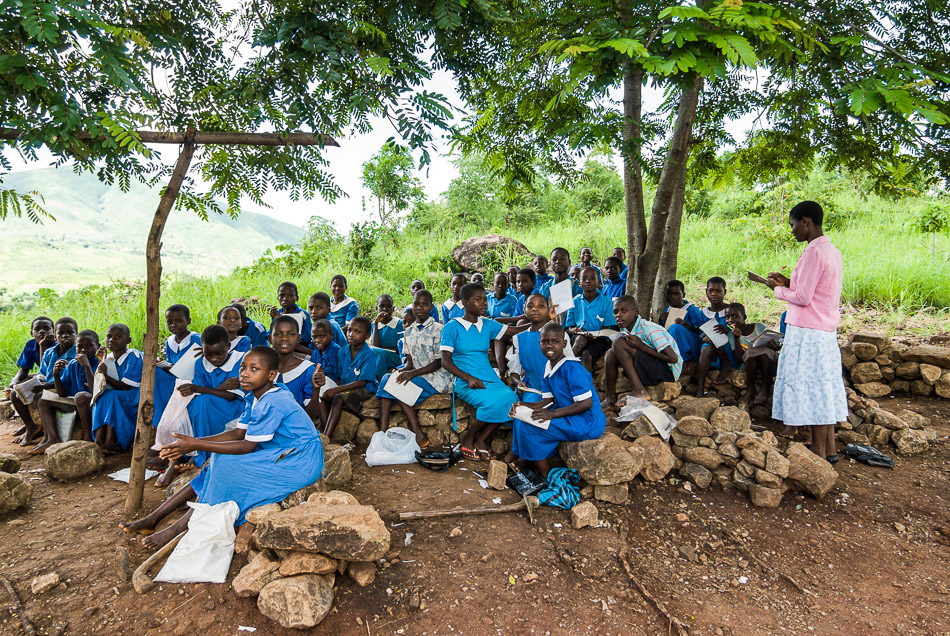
[717,442,741,459]
[632,435,676,482]
[674,397,720,420]
[911,380,933,396]
[850,362,883,384]
[0,453,20,474]
[851,342,878,361]
[258,574,336,629]
[785,444,838,499]
[347,561,377,587]
[570,501,598,529]
[323,444,352,490]
[307,490,360,507]
[593,483,629,504]
[255,503,390,561]
[895,362,920,380]
[683,446,723,470]
[279,553,338,577]
[710,406,751,433]
[895,409,930,430]
[44,440,104,481]
[675,416,714,437]
[356,419,377,446]
[487,460,507,491]
[748,484,783,508]
[754,469,783,489]
[451,234,535,272]
[679,463,713,489]
[732,469,755,493]
[873,409,908,430]
[331,411,361,444]
[891,428,928,456]
[233,551,282,597]
[902,344,950,369]
[851,332,890,350]
[936,372,950,399]
[281,479,327,508]
[648,382,682,402]
[559,434,643,486]
[31,572,60,595]
[670,428,700,448]
[837,430,869,445]
[765,451,790,478]
[620,416,656,440]
[919,363,942,385]
[854,382,891,398]
[245,504,282,525]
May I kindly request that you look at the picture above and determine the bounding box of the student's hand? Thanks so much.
[374,312,390,324]
[767,273,790,289]
[312,365,326,387]
[700,335,711,345]
[768,340,782,351]
[395,370,415,385]
[532,408,553,422]
[674,317,686,326]
[96,346,108,360]
[97,362,108,374]
[53,359,69,374]
[322,387,339,400]
[40,333,55,347]
[76,354,91,368]
[159,433,196,460]
[268,306,280,319]
[713,324,728,334]
[624,334,644,348]
[177,383,196,396]
[218,377,241,391]
[465,377,485,390]
[31,384,45,394]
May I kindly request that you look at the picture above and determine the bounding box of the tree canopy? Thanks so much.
[362,142,424,226]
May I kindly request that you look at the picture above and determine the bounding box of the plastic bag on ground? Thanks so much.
[154,500,239,584]
[613,396,677,440]
[365,427,421,467]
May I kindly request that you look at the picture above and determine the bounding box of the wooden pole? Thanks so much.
[124,128,197,516]
[0,128,338,147]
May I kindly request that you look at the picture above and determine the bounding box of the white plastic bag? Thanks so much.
[614,396,678,441]
[152,380,196,452]
[365,427,421,467]
[154,500,239,584]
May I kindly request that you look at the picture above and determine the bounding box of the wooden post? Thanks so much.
[124,129,197,516]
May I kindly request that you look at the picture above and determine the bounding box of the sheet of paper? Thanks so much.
[383,373,423,405]
[319,377,338,398]
[41,389,75,405]
[643,405,676,441]
[511,404,550,430]
[549,279,575,316]
[665,306,687,329]
[749,330,784,347]
[13,377,42,404]
[700,319,729,348]
[108,467,159,483]
[286,312,305,333]
[585,328,619,339]
[747,270,770,285]
[170,344,203,381]
[90,354,115,406]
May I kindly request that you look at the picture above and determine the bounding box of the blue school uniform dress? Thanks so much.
[229,335,252,354]
[376,318,450,406]
[508,330,547,404]
[58,357,98,396]
[190,385,324,525]
[511,357,606,461]
[152,332,203,427]
[328,297,358,330]
[370,317,405,382]
[187,351,245,467]
[310,342,342,384]
[565,292,617,332]
[37,344,76,382]
[698,307,739,368]
[15,339,43,372]
[337,343,378,394]
[487,292,518,320]
[602,276,626,300]
[619,262,628,279]
[665,301,706,362]
[441,299,464,323]
[276,359,316,407]
[91,349,143,450]
[272,305,313,347]
[440,317,517,424]
[245,319,270,348]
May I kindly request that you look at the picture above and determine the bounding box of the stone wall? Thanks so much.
[841,332,950,399]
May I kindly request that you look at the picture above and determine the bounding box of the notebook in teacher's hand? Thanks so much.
[664,306,687,329]
[700,319,729,348]
[747,271,770,285]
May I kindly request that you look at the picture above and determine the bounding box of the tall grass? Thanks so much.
[2,202,949,380]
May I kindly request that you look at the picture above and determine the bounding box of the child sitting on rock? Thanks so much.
[531,254,554,293]
[656,279,706,362]
[90,323,143,453]
[152,304,202,428]
[724,303,781,406]
[271,315,316,410]
[601,257,626,300]
[231,303,269,348]
[308,292,347,349]
[441,273,467,323]
[506,322,606,479]
[314,316,377,440]
[121,346,324,545]
[694,277,739,397]
[34,329,100,451]
[309,319,342,386]
[371,294,405,381]
[565,266,617,372]
[7,316,55,446]
[501,294,551,404]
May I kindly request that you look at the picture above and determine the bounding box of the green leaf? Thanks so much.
[658,6,711,20]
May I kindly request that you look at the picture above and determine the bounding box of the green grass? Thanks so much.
[2,202,949,380]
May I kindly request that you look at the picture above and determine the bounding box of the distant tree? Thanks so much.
[362,142,424,226]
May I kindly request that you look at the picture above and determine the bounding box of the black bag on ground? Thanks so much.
[506,468,547,497]
[842,443,895,468]
[415,447,462,472]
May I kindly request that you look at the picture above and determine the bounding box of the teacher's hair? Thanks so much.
[789,200,823,227]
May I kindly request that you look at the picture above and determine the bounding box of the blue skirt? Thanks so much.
[191,437,324,525]
[667,324,702,362]
[375,373,439,407]
[371,347,402,382]
[91,387,140,450]
[455,379,517,424]
[151,368,176,427]
[187,394,244,467]
[512,413,605,461]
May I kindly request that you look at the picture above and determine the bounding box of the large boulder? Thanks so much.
[258,574,336,629]
[558,434,643,486]
[0,472,32,514]
[322,444,352,490]
[255,503,391,561]
[330,411,361,444]
[0,453,21,474]
[891,428,929,456]
[632,435,676,482]
[450,234,535,273]
[44,441,104,481]
[784,443,837,499]
[901,344,950,369]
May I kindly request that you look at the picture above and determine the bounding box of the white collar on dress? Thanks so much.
[443,299,458,310]
[453,316,484,332]
[166,332,197,353]
[702,307,726,319]
[381,316,402,330]
[543,357,571,378]
[251,385,281,406]
[229,336,248,352]
[330,296,355,312]
[114,349,141,366]
[279,358,314,383]
[204,350,243,373]
[415,317,435,330]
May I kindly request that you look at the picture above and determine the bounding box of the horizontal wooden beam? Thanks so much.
[0,128,338,147]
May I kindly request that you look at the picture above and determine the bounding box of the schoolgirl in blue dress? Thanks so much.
[370,294,405,381]
[268,281,313,351]
[33,329,99,453]
[376,290,451,446]
[694,277,740,396]
[540,248,582,309]
[8,316,60,446]
[217,305,252,354]
[441,273,467,323]
[503,294,551,405]
[531,255,554,293]
[487,273,519,319]
[122,346,324,546]
[328,274,359,330]
[401,280,441,327]
[307,292,347,349]
[440,283,519,461]
[152,304,202,427]
[315,316,376,439]
[507,322,606,478]
[565,266,618,371]
[656,279,707,364]
[309,320,342,385]
[231,303,269,348]
[513,268,537,315]
[270,315,316,411]
[91,323,143,453]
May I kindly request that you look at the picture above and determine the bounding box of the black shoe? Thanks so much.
[826,454,839,465]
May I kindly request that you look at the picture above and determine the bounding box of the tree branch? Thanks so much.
[0,129,338,147]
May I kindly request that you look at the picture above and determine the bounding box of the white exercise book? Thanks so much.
[382,373,423,405]
[41,389,74,405]
[699,319,729,348]
[511,404,550,430]
[665,306,687,329]
[586,328,620,339]
[13,377,42,404]
[170,344,203,381]
[549,280,575,316]
[319,377,338,398]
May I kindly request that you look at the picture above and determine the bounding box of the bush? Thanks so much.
[907,198,950,234]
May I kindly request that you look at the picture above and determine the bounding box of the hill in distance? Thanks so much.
[1,167,304,294]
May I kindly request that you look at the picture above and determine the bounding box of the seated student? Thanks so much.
[19,317,79,449]
[371,294,405,381]
[513,268,537,312]
[307,292,347,349]
[506,266,520,296]
[470,272,485,286]
[565,266,618,372]
[602,296,682,407]
[314,316,376,439]
[506,322,606,479]
[694,276,739,397]
[402,279,441,327]
[271,315,316,411]
[531,254,554,293]
[376,290,451,446]
[218,305,252,354]
[487,272,518,320]
[152,304,202,428]
[328,274,359,331]
[656,279,706,363]
[440,282,518,461]
[612,246,627,279]
[501,294,550,404]
[121,346,324,545]
[441,273,467,323]
[569,247,602,283]
[601,256,626,300]
[33,329,99,453]
[724,303,781,406]
[269,282,313,351]
[91,323,144,453]
[7,316,55,446]
[309,319,342,386]
[231,303,269,348]
[540,248,581,312]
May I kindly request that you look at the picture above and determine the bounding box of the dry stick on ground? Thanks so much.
[0,575,37,636]
[720,528,809,595]
[617,546,689,636]
[398,497,535,522]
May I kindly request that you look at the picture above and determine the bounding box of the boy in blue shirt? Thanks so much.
[656,279,706,362]
[309,320,342,385]
[531,255,554,293]
[612,246,628,279]
[315,316,377,440]
[7,316,54,446]
[35,329,99,449]
[601,256,627,300]
[566,267,618,371]
[487,272,519,319]
[541,247,581,312]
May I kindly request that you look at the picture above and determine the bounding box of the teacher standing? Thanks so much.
[765,200,847,463]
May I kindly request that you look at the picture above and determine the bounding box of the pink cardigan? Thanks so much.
[774,236,842,332]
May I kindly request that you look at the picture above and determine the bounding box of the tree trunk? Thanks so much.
[651,162,689,312]
[634,76,703,318]
[124,130,197,517]
[622,66,646,299]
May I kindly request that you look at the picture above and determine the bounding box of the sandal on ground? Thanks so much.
[460,446,479,461]
[477,449,497,461]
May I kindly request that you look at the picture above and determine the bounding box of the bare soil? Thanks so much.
[1,396,949,636]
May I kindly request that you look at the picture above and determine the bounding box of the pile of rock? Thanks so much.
[0,452,31,515]
[842,389,936,455]
[842,332,950,399]
[233,490,391,629]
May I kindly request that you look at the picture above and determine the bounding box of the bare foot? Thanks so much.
[741,389,755,407]
[713,367,736,385]
[754,384,770,404]
[631,390,651,401]
[155,465,179,488]
[778,426,797,440]
[12,425,26,436]
[18,427,42,447]
[120,518,156,535]
[143,525,181,549]
[28,439,54,455]
[600,397,618,412]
